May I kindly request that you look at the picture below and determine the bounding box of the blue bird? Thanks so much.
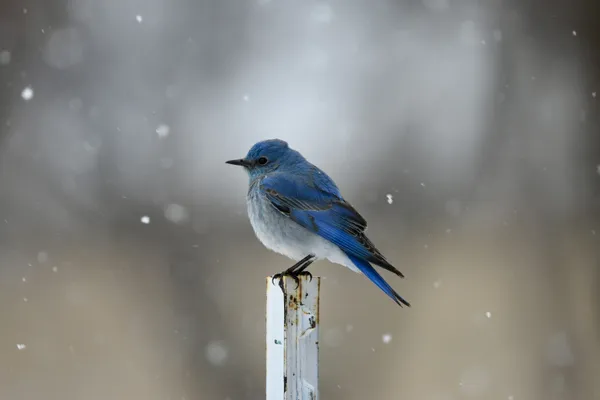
[226,139,410,307]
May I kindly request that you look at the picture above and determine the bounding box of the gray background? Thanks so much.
[0,0,599,399]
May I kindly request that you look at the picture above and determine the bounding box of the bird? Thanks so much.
[226,139,410,307]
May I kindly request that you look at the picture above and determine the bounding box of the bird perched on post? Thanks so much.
[226,139,410,307]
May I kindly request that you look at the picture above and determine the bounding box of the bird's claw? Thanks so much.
[297,271,313,282]
[272,272,301,290]
[271,254,316,293]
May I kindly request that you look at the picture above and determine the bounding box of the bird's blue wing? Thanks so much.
[260,171,369,257]
[260,171,409,307]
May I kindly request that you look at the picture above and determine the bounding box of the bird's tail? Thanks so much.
[345,253,411,307]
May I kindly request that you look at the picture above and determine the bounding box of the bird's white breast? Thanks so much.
[246,188,359,273]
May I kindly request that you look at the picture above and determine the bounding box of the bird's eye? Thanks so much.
[257,157,268,165]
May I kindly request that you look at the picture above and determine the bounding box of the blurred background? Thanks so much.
[0,0,599,399]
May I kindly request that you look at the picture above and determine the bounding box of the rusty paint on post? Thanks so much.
[266,275,320,400]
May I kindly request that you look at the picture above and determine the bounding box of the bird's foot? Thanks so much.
[296,270,313,282]
[272,271,301,293]
[271,254,315,292]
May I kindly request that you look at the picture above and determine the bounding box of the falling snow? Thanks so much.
[164,204,189,224]
[205,340,229,366]
[2,4,597,399]
[156,124,170,138]
[21,86,34,101]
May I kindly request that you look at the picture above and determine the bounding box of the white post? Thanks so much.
[266,275,320,400]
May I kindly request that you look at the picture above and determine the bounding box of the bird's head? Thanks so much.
[226,139,299,179]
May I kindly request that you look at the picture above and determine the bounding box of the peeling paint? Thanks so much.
[267,274,320,399]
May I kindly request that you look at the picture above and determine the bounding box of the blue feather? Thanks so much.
[345,254,411,307]
[260,172,409,306]
[261,173,402,274]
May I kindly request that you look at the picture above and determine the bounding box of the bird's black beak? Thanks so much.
[226,158,252,167]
